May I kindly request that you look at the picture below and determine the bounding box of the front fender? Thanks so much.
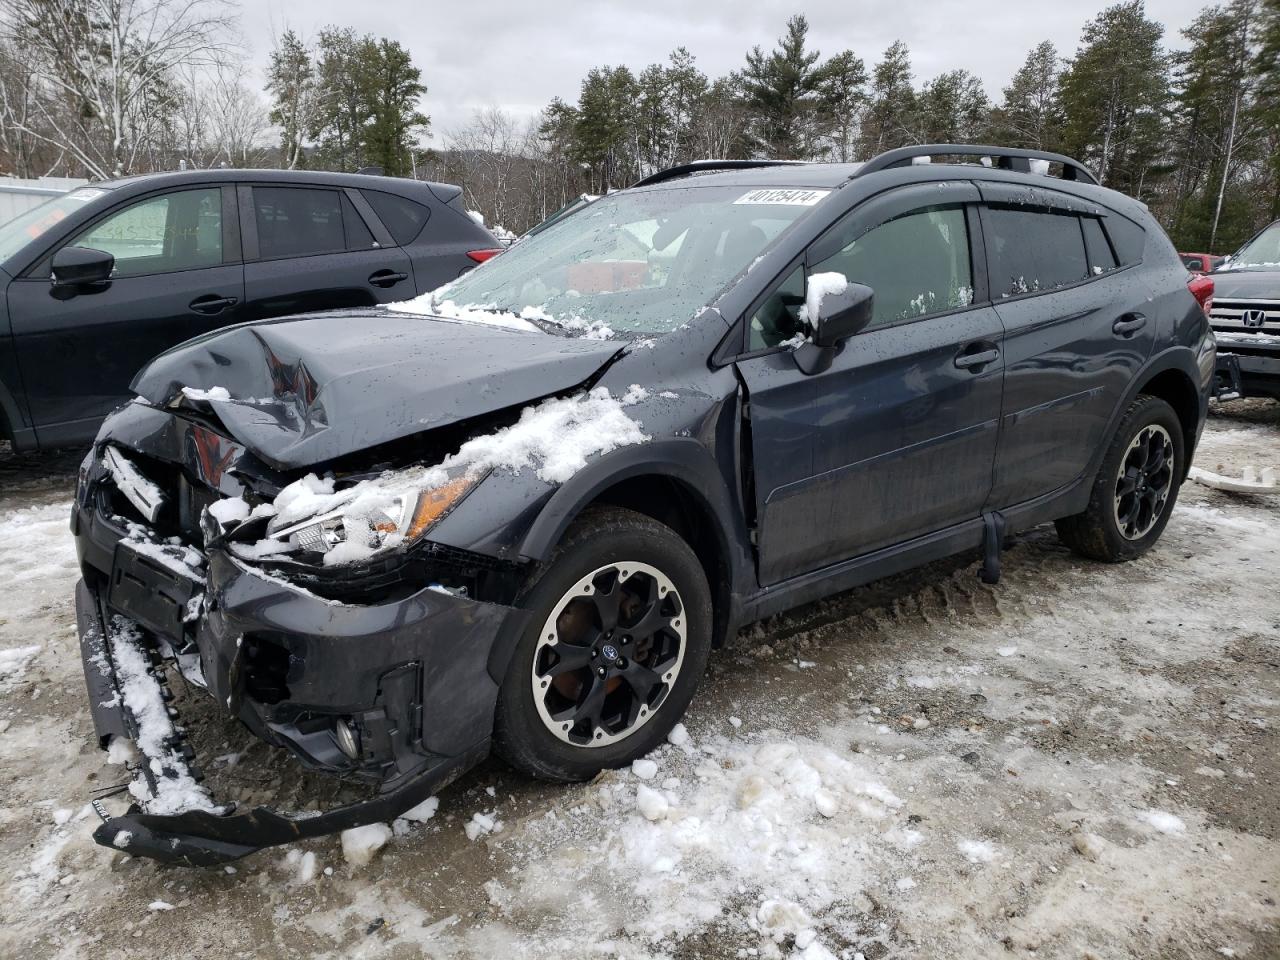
[517,436,746,564]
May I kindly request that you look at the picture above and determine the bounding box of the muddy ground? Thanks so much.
[0,402,1277,960]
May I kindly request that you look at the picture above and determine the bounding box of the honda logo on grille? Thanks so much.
[1242,309,1267,328]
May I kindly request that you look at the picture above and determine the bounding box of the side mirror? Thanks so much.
[812,281,875,347]
[51,246,114,291]
[792,277,874,375]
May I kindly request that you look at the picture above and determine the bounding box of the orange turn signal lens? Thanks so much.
[407,477,473,539]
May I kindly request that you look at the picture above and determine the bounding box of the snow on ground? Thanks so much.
[0,404,1278,959]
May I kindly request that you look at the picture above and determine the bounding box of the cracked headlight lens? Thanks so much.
[262,474,476,564]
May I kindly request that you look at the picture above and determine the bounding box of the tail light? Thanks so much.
[1188,274,1213,318]
[466,248,503,263]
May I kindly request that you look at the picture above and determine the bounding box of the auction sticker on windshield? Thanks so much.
[734,189,830,206]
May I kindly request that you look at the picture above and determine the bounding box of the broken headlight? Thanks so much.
[244,473,477,566]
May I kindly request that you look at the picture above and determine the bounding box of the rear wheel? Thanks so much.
[494,507,712,781]
[1055,395,1185,562]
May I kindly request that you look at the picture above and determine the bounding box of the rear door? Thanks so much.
[8,184,242,443]
[240,184,414,320]
[735,182,1005,584]
[978,183,1156,506]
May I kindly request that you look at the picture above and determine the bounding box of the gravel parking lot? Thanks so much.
[1,403,1277,960]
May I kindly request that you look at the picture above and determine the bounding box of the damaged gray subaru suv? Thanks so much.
[72,146,1214,865]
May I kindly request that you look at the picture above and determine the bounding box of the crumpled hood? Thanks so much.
[131,309,624,469]
[1209,268,1280,300]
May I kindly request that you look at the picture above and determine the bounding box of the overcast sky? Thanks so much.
[238,0,1209,142]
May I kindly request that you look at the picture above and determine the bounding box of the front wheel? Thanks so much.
[494,507,712,781]
[1055,395,1185,562]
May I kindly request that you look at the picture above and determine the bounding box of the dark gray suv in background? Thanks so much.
[0,169,501,452]
[71,145,1213,865]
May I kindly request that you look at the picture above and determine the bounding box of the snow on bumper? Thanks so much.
[73,512,526,865]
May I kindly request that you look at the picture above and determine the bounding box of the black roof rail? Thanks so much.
[632,159,809,188]
[855,144,1099,186]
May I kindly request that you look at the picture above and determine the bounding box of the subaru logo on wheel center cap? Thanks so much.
[601,644,619,662]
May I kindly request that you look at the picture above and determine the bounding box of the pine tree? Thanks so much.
[861,41,916,155]
[310,28,427,175]
[740,15,831,158]
[1059,1,1169,193]
[363,39,428,176]
[1256,0,1280,217]
[266,30,316,170]
[916,70,990,144]
[820,50,867,161]
[573,66,640,190]
[1169,1,1261,250]
[994,41,1063,150]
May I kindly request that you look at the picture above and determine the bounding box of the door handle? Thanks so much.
[1113,313,1147,336]
[954,345,1000,370]
[189,295,238,315]
[369,270,409,288]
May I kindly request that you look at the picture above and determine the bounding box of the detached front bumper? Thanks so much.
[73,491,526,865]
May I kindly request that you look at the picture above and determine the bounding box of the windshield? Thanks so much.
[1228,222,1280,269]
[0,187,108,263]
[436,185,828,336]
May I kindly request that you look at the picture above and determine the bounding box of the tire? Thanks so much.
[1055,395,1185,562]
[494,506,713,781]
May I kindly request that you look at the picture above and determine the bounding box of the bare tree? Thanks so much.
[0,0,232,179]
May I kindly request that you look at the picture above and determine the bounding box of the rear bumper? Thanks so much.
[72,491,526,865]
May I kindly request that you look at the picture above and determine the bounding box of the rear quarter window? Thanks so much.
[361,190,431,245]
[1082,216,1119,274]
[1102,213,1146,266]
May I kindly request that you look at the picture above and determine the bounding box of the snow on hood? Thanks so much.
[130,309,624,470]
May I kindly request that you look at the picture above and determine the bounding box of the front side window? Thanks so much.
[70,188,222,278]
[435,185,823,336]
[812,206,973,328]
[254,187,346,259]
[985,206,1088,297]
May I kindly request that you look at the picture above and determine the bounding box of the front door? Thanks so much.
[735,183,1005,585]
[240,185,414,320]
[8,185,242,444]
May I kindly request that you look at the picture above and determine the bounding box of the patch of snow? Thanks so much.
[388,294,540,333]
[147,901,175,911]
[636,785,670,821]
[631,758,659,780]
[1139,810,1186,834]
[400,796,440,823]
[667,723,691,748]
[108,617,220,815]
[958,838,997,863]
[0,644,41,688]
[180,385,230,403]
[799,271,848,325]
[813,788,839,818]
[340,823,392,866]
[464,812,502,841]
[207,497,251,527]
